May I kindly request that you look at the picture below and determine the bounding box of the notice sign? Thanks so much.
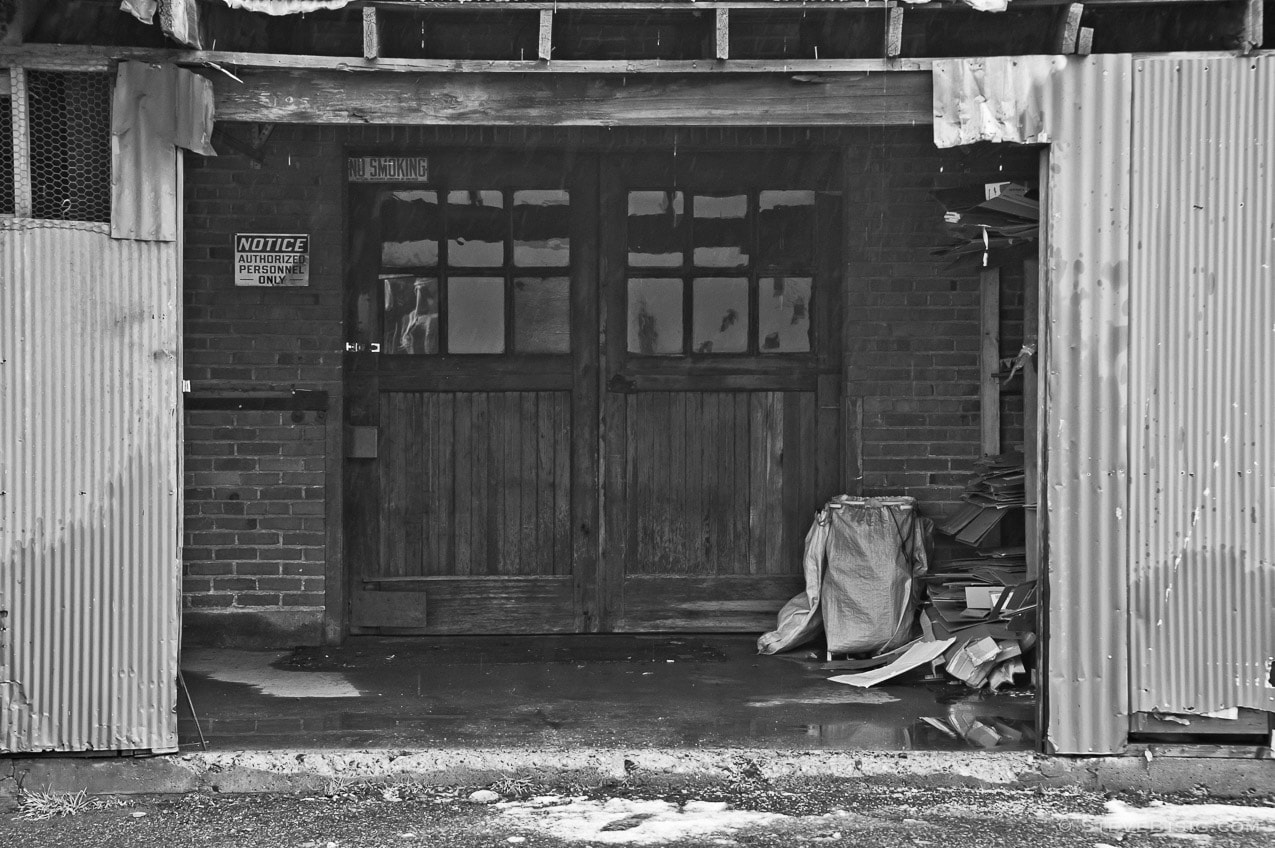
[234,234,310,287]
[347,156,429,182]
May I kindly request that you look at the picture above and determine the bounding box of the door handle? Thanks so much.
[607,374,636,393]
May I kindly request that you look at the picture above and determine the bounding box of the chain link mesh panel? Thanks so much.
[27,71,111,223]
[0,92,12,215]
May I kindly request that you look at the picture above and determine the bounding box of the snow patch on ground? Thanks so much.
[497,796,788,844]
[183,649,361,698]
[1066,800,1275,835]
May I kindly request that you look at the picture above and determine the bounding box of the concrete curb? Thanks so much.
[3,748,1271,805]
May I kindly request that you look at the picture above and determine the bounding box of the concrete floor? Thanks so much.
[178,635,1037,752]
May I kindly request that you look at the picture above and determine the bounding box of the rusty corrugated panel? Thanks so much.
[1128,56,1275,718]
[0,221,181,753]
[1040,55,1134,755]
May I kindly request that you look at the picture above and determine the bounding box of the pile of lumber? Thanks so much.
[925,451,1037,692]
[931,181,1039,264]
[937,451,1025,546]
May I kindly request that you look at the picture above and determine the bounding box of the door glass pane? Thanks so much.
[448,276,505,353]
[448,190,505,267]
[628,277,683,355]
[692,277,748,354]
[758,190,815,270]
[381,190,441,268]
[758,276,812,353]
[513,190,570,267]
[628,191,684,268]
[383,275,439,355]
[514,276,570,353]
[693,194,749,269]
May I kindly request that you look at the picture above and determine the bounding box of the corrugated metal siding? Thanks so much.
[1128,57,1275,716]
[1040,55,1134,754]
[0,221,181,753]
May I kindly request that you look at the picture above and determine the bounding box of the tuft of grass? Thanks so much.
[18,789,106,821]
[488,775,537,800]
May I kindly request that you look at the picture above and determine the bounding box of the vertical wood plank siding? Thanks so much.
[624,391,817,577]
[378,391,572,578]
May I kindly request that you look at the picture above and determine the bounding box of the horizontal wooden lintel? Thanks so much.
[373,0,893,11]
[0,44,931,74]
[211,67,932,125]
[375,0,1232,10]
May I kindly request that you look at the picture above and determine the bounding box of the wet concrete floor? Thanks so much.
[178,635,1035,751]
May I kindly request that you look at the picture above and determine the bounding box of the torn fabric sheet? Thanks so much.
[162,0,202,48]
[932,56,1064,148]
[111,61,216,241]
[217,0,357,14]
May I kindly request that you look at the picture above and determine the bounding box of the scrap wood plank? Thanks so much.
[886,5,904,58]
[715,8,730,61]
[1243,0,1263,51]
[980,266,1001,458]
[1052,3,1084,54]
[539,10,553,61]
[363,6,380,60]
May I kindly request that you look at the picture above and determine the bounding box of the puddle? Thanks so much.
[183,649,361,698]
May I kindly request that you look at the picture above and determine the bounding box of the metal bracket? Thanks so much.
[345,342,381,353]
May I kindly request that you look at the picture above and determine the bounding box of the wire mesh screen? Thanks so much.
[0,94,12,215]
[27,71,111,223]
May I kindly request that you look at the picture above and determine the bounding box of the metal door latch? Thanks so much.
[344,342,381,353]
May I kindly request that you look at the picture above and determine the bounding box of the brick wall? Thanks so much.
[843,127,1038,529]
[182,124,345,648]
[183,409,327,607]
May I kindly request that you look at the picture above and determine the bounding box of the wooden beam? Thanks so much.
[538,9,553,61]
[374,0,893,10]
[886,6,904,58]
[1052,3,1084,54]
[211,69,933,126]
[1022,257,1040,581]
[0,44,933,73]
[1243,0,1263,51]
[714,8,730,61]
[362,6,380,61]
[980,266,1001,458]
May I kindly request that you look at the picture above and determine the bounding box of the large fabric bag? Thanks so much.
[758,496,931,656]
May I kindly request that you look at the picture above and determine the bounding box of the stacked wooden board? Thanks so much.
[925,452,1038,692]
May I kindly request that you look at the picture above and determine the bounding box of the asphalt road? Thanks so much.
[4,777,1274,848]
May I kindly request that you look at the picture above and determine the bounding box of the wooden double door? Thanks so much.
[345,148,843,634]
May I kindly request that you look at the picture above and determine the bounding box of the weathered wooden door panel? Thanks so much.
[346,150,597,634]
[613,390,818,631]
[598,154,843,632]
[622,391,816,576]
[377,391,572,579]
